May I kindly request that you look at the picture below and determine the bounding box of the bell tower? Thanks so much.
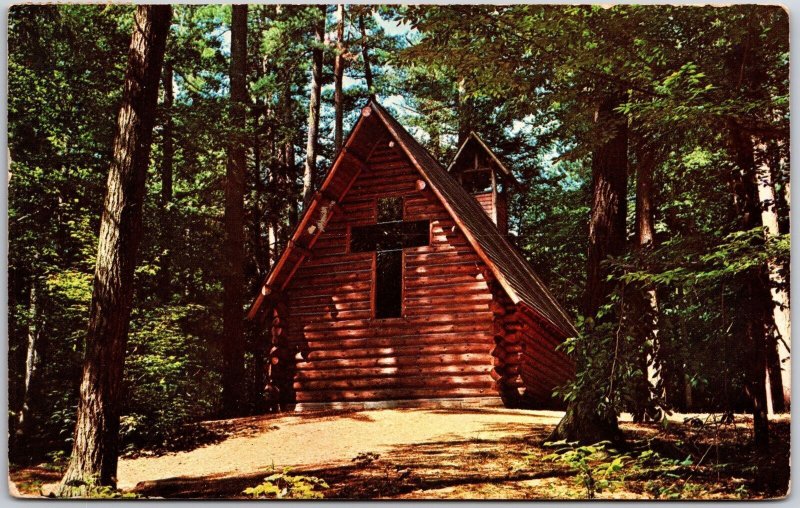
[447,132,515,235]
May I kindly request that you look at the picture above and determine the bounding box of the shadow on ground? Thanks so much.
[130,417,790,500]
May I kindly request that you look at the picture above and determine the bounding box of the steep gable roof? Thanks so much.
[447,131,516,182]
[248,99,576,338]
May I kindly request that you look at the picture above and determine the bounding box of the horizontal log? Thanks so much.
[289,291,371,306]
[403,245,476,256]
[287,329,493,349]
[404,294,492,306]
[295,363,492,382]
[294,343,493,362]
[405,263,483,277]
[362,158,412,171]
[287,281,370,298]
[349,185,418,200]
[516,309,571,348]
[295,386,494,403]
[351,174,418,190]
[294,374,493,392]
[294,270,371,286]
[298,254,372,273]
[519,366,562,396]
[519,327,573,370]
[405,282,491,297]
[310,246,347,258]
[291,309,373,322]
[490,345,521,363]
[404,272,485,284]
[296,313,491,333]
[520,349,573,384]
[404,250,478,265]
[290,299,372,314]
[403,303,492,316]
[296,352,491,372]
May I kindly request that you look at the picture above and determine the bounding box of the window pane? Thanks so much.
[377,196,403,222]
[402,220,429,248]
[351,220,429,253]
[376,250,402,318]
[462,170,492,193]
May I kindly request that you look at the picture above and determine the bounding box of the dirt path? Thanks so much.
[117,407,563,494]
[20,408,789,499]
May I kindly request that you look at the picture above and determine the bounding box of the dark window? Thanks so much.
[349,197,430,318]
[377,196,403,222]
[462,170,492,193]
[376,251,402,318]
[351,220,429,253]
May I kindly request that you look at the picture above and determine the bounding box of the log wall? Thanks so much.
[282,141,496,403]
[472,191,508,235]
[515,307,574,407]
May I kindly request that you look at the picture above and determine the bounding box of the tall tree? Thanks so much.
[359,11,374,99]
[302,5,325,210]
[221,4,248,417]
[727,119,772,451]
[12,280,42,453]
[550,94,628,444]
[630,132,665,420]
[753,140,790,411]
[158,60,174,302]
[57,5,170,494]
[334,4,346,152]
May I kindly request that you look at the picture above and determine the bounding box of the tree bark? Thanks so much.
[221,4,248,417]
[753,137,790,412]
[728,119,772,452]
[302,5,325,211]
[631,135,664,421]
[456,78,472,145]
[158,60,174,302]
[549,94,627,445]
[14,281,42,453]
[359,12,374,99]
[252,103,265,280]
[57,5,170,494]
[334,4,346,153]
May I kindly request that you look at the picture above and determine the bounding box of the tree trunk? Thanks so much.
[251,102,268,281]
[57,5,170,494]
[549,94,627,445]
[334,4,346,153]
[359,12,374,99]
[631,136,664,421]
[221,4,248,417]
[753,137,790,412]
[14,281,42,453]
[302,5,325,211]
[268,221,278,270]
[728,119,772,452]
[158,60,174,302]
[456,78,472,145]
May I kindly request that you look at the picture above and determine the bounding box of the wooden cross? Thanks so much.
[350,196,429,318]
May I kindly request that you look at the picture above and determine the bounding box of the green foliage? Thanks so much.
[121,304,221,452]
[7,3,789,470]
[58,475,140,499]
[542,441,696,500]
[541,440,629,498]
[243,468,329,499]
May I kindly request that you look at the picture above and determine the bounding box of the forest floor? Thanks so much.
[10,407,790,500]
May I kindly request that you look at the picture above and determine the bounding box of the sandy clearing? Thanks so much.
[116,407,564,490]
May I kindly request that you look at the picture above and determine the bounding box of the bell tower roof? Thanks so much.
[447,132,517,183]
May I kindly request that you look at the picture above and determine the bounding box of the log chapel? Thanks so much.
[248,100,575,410]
